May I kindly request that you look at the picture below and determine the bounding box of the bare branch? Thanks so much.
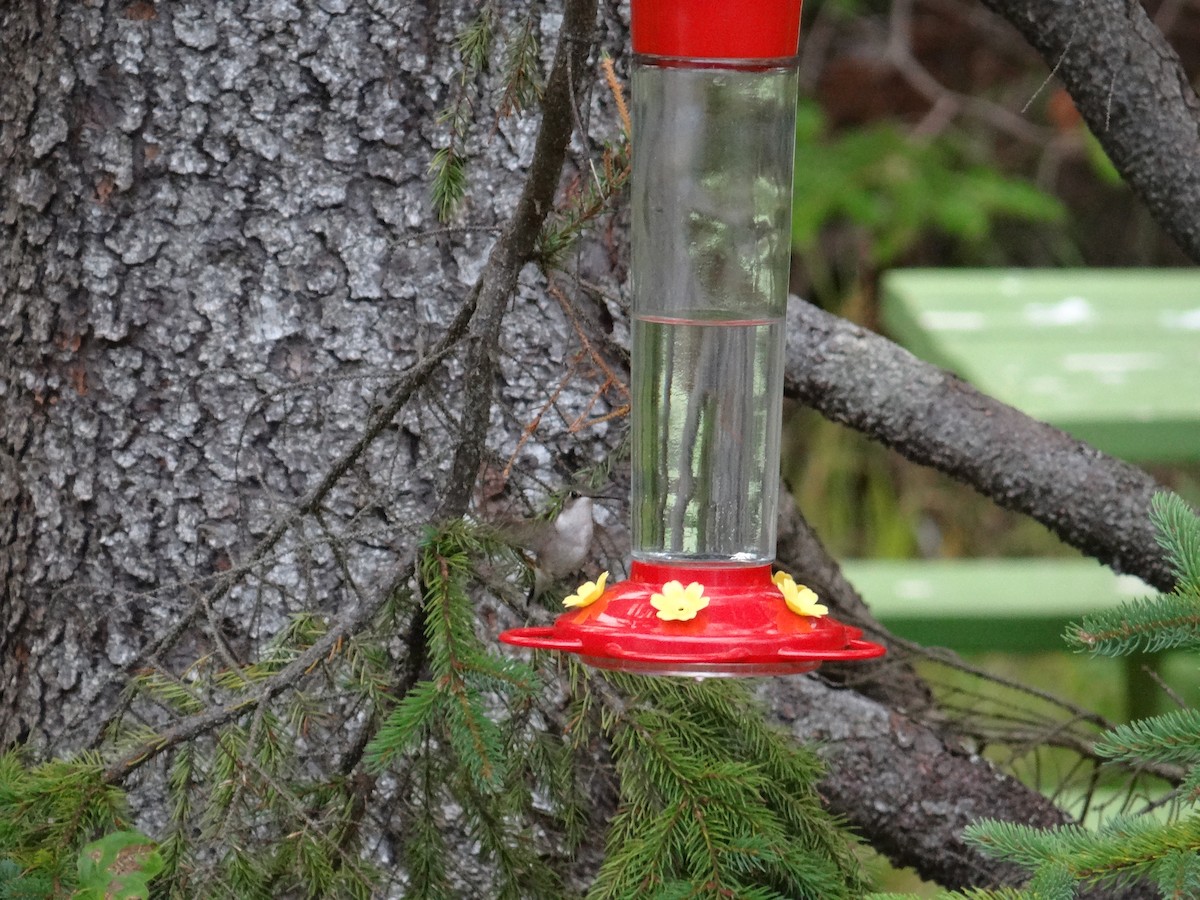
[978,0,1200,262]
[436,0,600,520]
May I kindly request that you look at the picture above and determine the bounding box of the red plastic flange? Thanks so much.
[500,561,885,677]
[631,0,804,59]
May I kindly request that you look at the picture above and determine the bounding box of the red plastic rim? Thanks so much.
[499,561,885,677]
[631,0,804,59]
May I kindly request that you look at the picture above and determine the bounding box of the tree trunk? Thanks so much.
[0,0,602,746]
[0,0,1192,895]
[977,0,1200,262]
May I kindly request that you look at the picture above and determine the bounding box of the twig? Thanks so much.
[101,552,413,783]
[887,0,1050,145]
[435,0,599,521]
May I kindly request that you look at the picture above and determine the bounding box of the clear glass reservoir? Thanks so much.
[631,57,799,565]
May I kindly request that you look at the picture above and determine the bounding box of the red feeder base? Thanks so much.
[500,561,885,677]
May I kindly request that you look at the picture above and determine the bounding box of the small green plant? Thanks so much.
[0,750,159,898]
[75,832,164,900]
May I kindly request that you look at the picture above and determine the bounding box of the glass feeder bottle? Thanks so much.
[630,44,798,567]
[498,0,886,676]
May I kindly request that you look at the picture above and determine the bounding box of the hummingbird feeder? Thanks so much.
[501,0,885,676]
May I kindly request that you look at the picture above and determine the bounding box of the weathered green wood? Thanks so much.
[843,558,1153,652]
[880,269,1200,461]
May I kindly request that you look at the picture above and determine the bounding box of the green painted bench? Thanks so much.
[847,269,1200,717]
[879,268,1200,462]
[841,558,1152,653]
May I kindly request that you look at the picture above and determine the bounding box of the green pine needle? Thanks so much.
[1025,861,1077,899]
[456,4,497,75]
[589,675,866,900]
[1064,495,1200,659]
[1151,847,1200,898]
[1065,592,1200,656]
[430,144,469,222]
[966,814,1200,889]
[1152,492,1200,593]
[364,680,445,772]
[501,21,542,114]
[1093,707,1200,768]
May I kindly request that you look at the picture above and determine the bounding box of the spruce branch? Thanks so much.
[1066,493,1200,657]
[1093,708,1200,769]
[456,2,497,73]
[868,891,1030,899]
[1150,847,1200,898]
[0,750,139,894]
[589,675,867,899]
[402,759,455,900]
[1066,593,1200,656]
[362,523,567,898]
[966,815,1200,889]
[1152,492,1200,593]
[430,145,470,223]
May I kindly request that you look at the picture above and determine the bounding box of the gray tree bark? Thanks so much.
[0,0,613,745]
[0,0,1192,895]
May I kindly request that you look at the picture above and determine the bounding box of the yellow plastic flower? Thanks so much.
[774,571,828,618]
[563,571,609,609]
[650,580,709,622]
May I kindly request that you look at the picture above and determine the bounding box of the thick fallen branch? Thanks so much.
[783,297,1182,592]
[766,674,1159,899]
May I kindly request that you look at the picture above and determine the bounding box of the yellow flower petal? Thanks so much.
[650,580,709,622]
[775,573,828,618]
[563,571,609,609]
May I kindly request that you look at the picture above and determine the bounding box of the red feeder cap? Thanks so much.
[631,0,803,59]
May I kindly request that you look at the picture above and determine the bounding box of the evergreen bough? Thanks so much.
[589,673,867,899]
[0,517,868,897]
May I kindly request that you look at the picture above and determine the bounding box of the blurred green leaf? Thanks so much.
[76,831,162,900]
[1083,130,1124,185]
[792,103,1065,267]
